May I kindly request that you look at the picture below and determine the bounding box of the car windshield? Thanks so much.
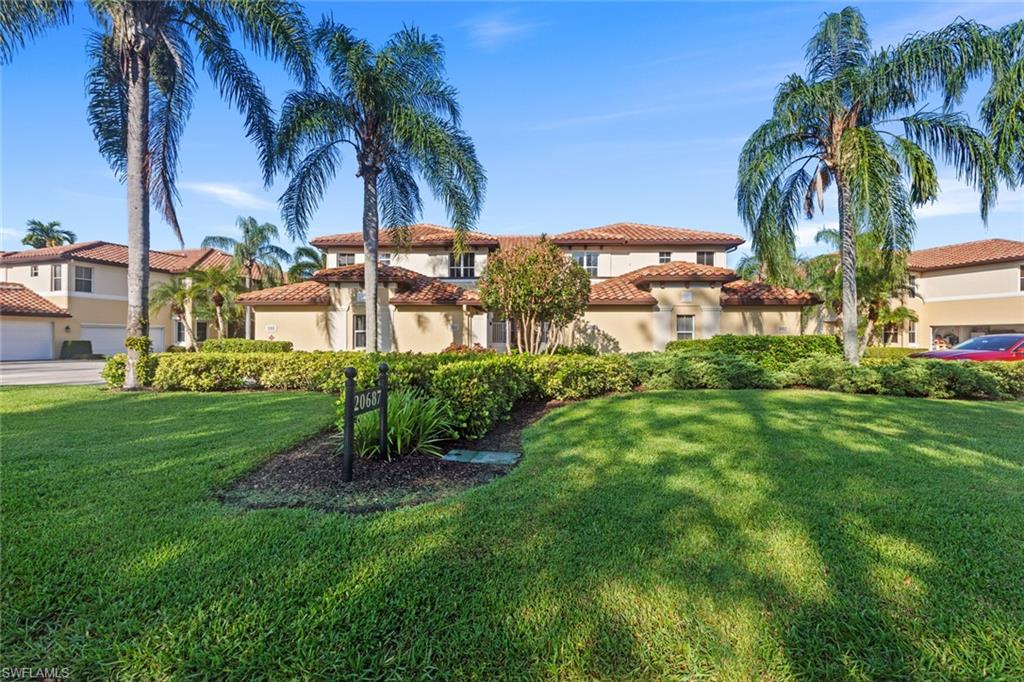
[953,335,1022,352]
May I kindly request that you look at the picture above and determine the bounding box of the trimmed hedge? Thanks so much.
[864,346,922,360]
[100,353,160,388]
[666,335,841,370]
[432,357,530,439]
[516,354,635,400]
[200,338,293,353]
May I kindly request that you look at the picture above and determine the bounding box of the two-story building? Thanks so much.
[238,222,818,353]
[880,238,1024,349]
[0,241,236,360]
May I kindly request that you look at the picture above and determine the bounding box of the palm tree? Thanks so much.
[982,20,1023,187]
[21,219,76,248]
[149,277,198,350]
[202,216,291,339]
[288,245,327,282]
[275,21,486,352]
[189,265,241,338]
[2,1,313,388]
[737,7,1001,364]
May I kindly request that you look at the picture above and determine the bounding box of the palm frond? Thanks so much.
[805,6,871,81]
[85,31,128,179]
[278,142,343,240]
[0,0,72,64]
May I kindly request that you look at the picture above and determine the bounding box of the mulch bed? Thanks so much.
[219,401,561,514]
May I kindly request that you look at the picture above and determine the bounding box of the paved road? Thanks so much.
[0,360,106,386]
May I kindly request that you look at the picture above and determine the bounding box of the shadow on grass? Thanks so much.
[3,387,1023,678]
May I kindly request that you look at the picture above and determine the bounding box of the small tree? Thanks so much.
[190,265,241,337]
[149,277,198,350]
[478,239,591,353]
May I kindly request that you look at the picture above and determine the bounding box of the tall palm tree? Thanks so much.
[288,245,327,282]
[189,265,241,338]
[737,7,1001,363]
[275,21,486,352]
[21,219,76,248]
[149,277,198,350]
[981,20,1023,187]
[202,216,291,339]
[2,1,313,388]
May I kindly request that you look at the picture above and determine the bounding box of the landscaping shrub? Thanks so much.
[550,343,598,356]
[431,356,530,439]
[339,389,454,459]
[977,362,1024,399]
[153,353,281,391]
[100,353,159,388]
[517,354,635,400]
[441,342,493,353]
[667,352,780,390]
[668,335,841,370]
[200,338,293,353]
[863,346,921,360]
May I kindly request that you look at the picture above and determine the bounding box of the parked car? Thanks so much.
[911,334,1024,361]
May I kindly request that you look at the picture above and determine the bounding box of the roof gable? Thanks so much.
[907,239,1024,272]
[0,282,71,317]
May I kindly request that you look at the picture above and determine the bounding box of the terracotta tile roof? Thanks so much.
[907,239,1024,271]
[496,235,543,250]
[719,280,819,306]
[0,282,70,317]
[312,264,479,306]
[311,224,499,249]
[588,261,738,305]
[236,280,331,306]
[0,242,238,275]
[552,222,745,247]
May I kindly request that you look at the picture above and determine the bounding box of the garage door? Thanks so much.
[79,325,165,356]
[1,319,55,361]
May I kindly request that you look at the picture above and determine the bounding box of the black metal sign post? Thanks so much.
[341,363,389,482]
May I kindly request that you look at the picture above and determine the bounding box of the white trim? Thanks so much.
[920,291,1024,303]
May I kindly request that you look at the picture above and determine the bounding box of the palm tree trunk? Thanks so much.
[216,306,226,338]
[244,269,253,339]
[361,170,380,353]
[124,47,151,390]
[837,177,860,365]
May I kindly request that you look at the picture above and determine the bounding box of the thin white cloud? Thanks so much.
[531,105,678,132]
[180,181,275,211]
[915,180,1024,219]
[463,12,544,50]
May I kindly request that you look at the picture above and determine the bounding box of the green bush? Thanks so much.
[977,362,1024,399]
[624,352,675,385]
[863,346,922,359]
[667,335,841,370]
[339,389,454,459]
[787,356,1006,400]
[153,354,282,391]
[550,343,599,356]
[101,353,160,388]
[200,338,293,353]
[517,354,635,400]
[668,352,780,390]
[431,357,530,439]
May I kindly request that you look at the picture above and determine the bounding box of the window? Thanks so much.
[336,253,355,267]
[572,252,599,277]
[50,264,62,291]
[676,314,695,340]
[908,321,917,346]
[1020,265,1024,292]
[696,251,715,266]
[175,320,186,344]
[353,314,366,348]
[30,265,38,277]
[658,252,671,264]
[448,252,476,278]
[490,316,507,344]
[908,274,918,296]
[196,321,208,342]
[882,325,900,345]
[74,265,93,293]
[378,252,391,266]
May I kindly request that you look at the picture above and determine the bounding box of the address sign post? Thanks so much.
[341,362,389,482]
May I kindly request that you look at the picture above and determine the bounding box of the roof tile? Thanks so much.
[0,242,238,274]
[719,280,819,306]
[552,222,745,246]
[907,239,1024,271]
[236,280,331,306]
[0,282,71,317]
[311,224,499,249]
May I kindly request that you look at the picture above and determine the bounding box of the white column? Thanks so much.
[700,305,722,339]
[653,305,674,351]
[378,286,392,351]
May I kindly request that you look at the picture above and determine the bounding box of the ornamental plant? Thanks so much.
[477,238,591,353]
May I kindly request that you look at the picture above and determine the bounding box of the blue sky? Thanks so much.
[2,1,1021,267]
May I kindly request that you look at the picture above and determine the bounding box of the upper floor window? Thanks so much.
[353,314,366,348]
[336,253,355,267]
[378,252,391,266]
[696,251,715,266]
[676,314,695,340]
[449,252,475,278]
[572,252,598,277]
[50,265,62,291]
[30,265,38,277]
[74,265,93,293]
[658,252,671,264]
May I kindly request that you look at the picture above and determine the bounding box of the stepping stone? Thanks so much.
[442,449,521,465]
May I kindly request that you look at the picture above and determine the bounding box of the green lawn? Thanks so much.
[2,386,1023,679]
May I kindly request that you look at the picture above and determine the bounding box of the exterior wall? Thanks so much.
[558,246,730,279]
[720,307,803,336]
[252,307,333,350]
[913,261,1021,300]
[323,246,490,287]
[2,262,68,299]
[391,306,466,352]
[576,307,654,353]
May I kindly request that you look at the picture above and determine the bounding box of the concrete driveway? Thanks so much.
[0,360,106,386]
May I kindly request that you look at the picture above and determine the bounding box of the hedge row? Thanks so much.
[862,346,922,359]
[666,335,842,370]
[200,338,293,353]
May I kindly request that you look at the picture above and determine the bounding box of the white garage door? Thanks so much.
[1,319,55,361]
[79,325,165,356]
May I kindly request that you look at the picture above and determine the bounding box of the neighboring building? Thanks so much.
[0,241,236,359]
[240,223,817,353]
[881,238,1024,349]
[0,282,72,361]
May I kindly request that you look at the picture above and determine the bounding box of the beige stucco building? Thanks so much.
[239,223,816,353]
[0,241,235,359]
[879,239,1024,349]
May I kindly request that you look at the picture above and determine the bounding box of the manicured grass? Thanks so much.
[3,386,1023,678]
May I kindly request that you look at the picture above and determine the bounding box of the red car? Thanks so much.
[911,334,1024,361]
